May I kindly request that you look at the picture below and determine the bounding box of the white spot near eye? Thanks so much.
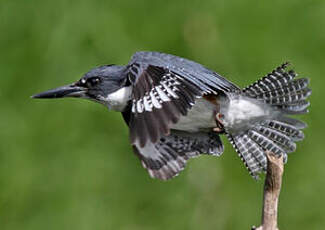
[81,79,86,84]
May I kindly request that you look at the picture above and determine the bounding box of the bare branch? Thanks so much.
[252,152,284,230]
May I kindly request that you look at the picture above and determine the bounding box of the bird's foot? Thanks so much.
[213,127,223,132]
[213,112,225,133]
[215,112,224,124]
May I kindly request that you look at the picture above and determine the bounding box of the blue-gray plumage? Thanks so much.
[32,52,311,180]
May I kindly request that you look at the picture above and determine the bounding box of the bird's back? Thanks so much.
[129,51,240,92]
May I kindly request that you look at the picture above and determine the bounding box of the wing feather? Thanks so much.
[134,131,224,180]
[126,52,239,147]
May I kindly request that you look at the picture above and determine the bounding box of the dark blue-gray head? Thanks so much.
[32,65,132,111]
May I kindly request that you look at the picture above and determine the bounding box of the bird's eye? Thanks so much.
[87,77,100,87]
[77,77,100,87]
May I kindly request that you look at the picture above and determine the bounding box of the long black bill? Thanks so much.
[32,84,86,99]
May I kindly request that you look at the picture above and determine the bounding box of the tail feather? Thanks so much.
[254,125,296,153]
[247,129,286,157]
[228,133,267,178]
[254,78,309,100]
[278,116,307,129]
[278,100,310,114]
[243,62,296,97]
[226,62,310,178]
[243,62,311,114]
[265,87,311,105]
[227,124,291,178]
[261,119,304,141]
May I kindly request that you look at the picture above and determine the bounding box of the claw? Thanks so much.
[213,127,223,132]
[216,113,224,124]
[214,112,225,133]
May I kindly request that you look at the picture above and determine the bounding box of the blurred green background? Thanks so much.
[0,0,324,229]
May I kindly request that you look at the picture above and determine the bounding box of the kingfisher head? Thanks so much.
[32,65,132,111]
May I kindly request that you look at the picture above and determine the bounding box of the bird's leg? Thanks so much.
[213,112,225,133]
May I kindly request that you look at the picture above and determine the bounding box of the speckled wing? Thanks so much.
[126,51,240,148]
[132,130,224,180]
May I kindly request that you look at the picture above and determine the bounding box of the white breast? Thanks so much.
[100,86,132,111]
[171,98,217,132]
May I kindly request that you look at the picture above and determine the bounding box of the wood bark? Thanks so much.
[252,152,284,230]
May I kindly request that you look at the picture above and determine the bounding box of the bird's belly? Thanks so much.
[219,94,277,133]
[171,98,217,132]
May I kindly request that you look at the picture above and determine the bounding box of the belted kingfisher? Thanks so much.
[32,51,311,180]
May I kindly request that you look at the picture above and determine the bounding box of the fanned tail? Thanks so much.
[227,132,267,178]
[227,116,306,178]
[243,62,311,114]
[228,63,310,178]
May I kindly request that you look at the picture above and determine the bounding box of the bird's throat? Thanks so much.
[100,86,133,111]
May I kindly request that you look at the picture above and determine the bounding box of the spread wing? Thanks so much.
[133,130,224,180]
[124,51,239,148]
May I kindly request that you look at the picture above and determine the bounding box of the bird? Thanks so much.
[32,51,311,180]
